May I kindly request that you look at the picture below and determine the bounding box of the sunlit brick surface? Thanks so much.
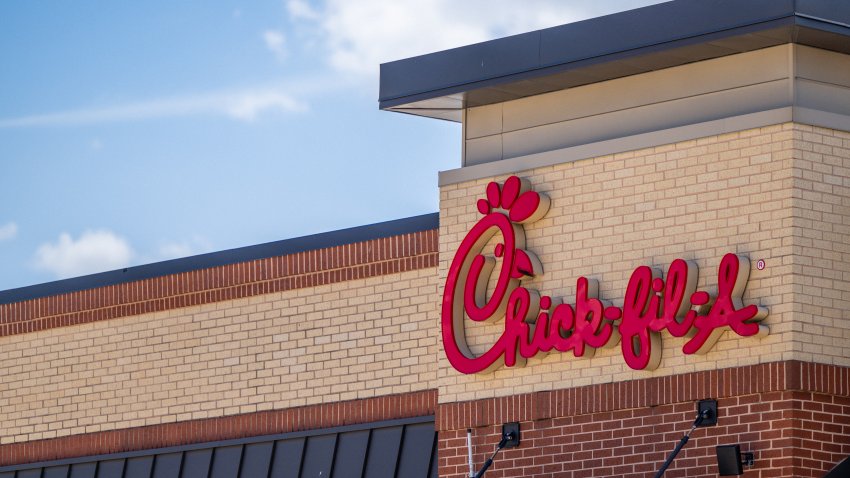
[439,383,850,478]
[438,124,850,404]
[1,123,849,476]
[0,250,439,445]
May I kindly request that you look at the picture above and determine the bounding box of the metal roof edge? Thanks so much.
[379,0,850,114]
[0,213,439,305]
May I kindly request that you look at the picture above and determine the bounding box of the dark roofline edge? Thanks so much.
[0,213,440,306]
[378,0,850,110]
[378,15,797,110]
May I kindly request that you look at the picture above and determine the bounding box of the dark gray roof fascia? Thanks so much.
[0,213,439,305]
[379,0,850,117]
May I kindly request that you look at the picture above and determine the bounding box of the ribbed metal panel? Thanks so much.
[124,456,154,478]
[152,453,182,478]
[43,466,70,478]
[180,449,212,478]
[97,460,126,478]
[239,442,273,477]
[0,417,436,478]
[331,431,369,478]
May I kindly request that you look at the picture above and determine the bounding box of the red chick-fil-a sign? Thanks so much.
[442,176,769,374]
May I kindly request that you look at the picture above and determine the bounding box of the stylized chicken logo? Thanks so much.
[442,176,551,374]
[442,176,769,374]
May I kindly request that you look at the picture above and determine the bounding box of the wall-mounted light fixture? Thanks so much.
[472,422,520,478]
[654,399,717,477]
[716,444,755,476]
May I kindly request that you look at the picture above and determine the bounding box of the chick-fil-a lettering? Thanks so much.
[441,176,769,374]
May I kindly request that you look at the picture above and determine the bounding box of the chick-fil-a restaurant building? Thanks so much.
[1,1,849,477]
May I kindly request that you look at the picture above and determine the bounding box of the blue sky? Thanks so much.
[0,0,663,291]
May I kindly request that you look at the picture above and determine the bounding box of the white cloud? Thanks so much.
[0,1,663,129]
[263,30,287,60]
[0,222,17,241]
[292,0,665,77]
[224,90,306,120]
[156,236,213,261]
[287,0,319,20]
[0,87,309,128]
[34,230,134,279]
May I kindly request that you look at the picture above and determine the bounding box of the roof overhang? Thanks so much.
[378,0,850,122]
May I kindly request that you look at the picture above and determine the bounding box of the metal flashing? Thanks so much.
[0,213,439,305]
[379,0,850,120]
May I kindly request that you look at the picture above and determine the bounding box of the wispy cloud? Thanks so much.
[263,30,288,60]
[226,90,305,121]
[0,222,18,242]
[33,230,217,280]
[0,87,309,128]
[287,0,320,20]
[34,230,134,279]
[0,0,619,129]
[155,236,214,261]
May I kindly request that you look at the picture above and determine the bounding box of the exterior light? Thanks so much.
[716,444,755,476]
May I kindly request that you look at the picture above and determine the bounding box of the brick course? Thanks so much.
[0,389,436,467]
[438,362,850,478]
[0,229,438,337]
[0,233,440,445]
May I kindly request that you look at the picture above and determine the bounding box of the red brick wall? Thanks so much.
[438,362,850,478]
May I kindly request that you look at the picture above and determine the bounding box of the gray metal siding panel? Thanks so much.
[268,438,305,478]
[151,453,182,478]
[362,427,402,478]
[96,460,125,478]
[428,441,437,478]
[299,435,337,478]
[396,424,435,478]
[239,442,273,478]
[180,450,212,478]
[209,446,242,478]
[124,457,154,478]
[43,466,69,478]
[69,463,97,478]
[330,430,369,478]
[0,418,435,478]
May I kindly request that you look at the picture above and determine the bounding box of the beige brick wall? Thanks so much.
[0,268,438,444]
[791,125,850,363]
[439,123,831,403]
[3,124,846,443]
